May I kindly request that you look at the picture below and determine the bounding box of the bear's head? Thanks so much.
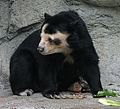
[37,12,79,56]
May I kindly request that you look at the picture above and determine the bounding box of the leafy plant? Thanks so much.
[94,89,118,98]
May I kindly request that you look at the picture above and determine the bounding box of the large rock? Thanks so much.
[0,0,120,96]
[82,0,120,7]
[8,0,68,35]
[0,0,9,40]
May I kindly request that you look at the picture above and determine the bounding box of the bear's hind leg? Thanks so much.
[10,52,36,96]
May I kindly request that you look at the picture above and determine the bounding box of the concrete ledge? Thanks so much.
[0,93,120,109]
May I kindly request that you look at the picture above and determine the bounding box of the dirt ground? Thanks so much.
[0,93,120,109]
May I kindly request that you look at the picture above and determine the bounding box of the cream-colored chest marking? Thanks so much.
[64,55,74,64]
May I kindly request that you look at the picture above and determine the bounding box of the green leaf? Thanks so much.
[94,89,118,97]
[98,99,120,107]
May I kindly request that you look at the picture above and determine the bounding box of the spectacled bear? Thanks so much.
[9,10,103,98]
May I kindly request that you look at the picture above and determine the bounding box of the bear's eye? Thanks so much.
[48,37,53,43]
[48,37,61,45]
[53,38,61,45]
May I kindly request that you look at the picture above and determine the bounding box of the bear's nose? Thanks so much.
[37,46,44,52]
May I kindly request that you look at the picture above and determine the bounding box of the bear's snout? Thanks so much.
[37,46,44,53]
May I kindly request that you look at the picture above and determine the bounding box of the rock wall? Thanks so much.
[82,0,120,7]
[0,0,120,96]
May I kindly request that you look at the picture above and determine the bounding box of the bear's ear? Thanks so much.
[69,20,79,27]
[44,13,52,21]
[67,20,79,31]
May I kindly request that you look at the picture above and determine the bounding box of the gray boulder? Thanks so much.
[0,0,9,40]
[82,0,120,7]
[9,0,68,34]
[0,0,120,96]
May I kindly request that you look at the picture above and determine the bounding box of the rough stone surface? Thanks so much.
[9,0,68,34]
[0,0,120,107]
[0,0,9,40]
[73,0,120,7]
[0,93,120,109]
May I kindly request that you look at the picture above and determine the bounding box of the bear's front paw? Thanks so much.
[42,90,60,99]
[19,89,34,96]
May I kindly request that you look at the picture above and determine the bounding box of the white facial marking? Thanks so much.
[41,23,48,33]
[39,23,72,55]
